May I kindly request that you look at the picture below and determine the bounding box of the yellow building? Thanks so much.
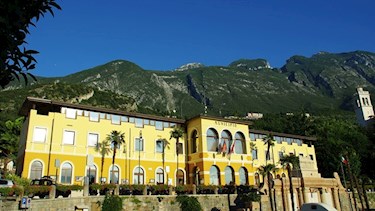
[17,97,318,187]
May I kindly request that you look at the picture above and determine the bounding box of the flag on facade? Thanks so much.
[341,156,348,165]
[222,141,227,153]
[229,140,236,154]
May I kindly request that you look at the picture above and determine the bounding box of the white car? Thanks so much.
[301,203,337,211]
[0,179,14,188]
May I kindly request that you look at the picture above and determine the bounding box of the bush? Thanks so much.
[24,185,50,196]
[102,194,123,211]
[175,184,194,195]
[150,184,169,195]
[176,195,202,211]
[5,174,31,187]
[131,184,145,195]
[57,184,83,192]
[196,185,216,194]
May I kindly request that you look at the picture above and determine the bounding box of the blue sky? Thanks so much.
[27,0,375,77]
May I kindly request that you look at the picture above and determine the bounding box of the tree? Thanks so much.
[170,126,184,185]
[263,134,275,165]
[0,0,61,88]
[0,117,24,175]
[106,130,125,184]
[259,164,277,211]
[280,154,300,211]
[159,138,170,184]
[96,139,111,184]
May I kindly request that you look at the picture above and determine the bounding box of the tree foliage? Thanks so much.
[0,0,61,88]
[0,117,24,174]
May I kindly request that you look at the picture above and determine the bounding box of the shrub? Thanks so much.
[102,194,123,211]
[24,185,50,196]
[150,184,169,195]
[131,184,145,195]
[175,184,194,195]
[5,174,31,187]
[57,185,83,192]
[196,185,216,194]
[176,195,202,211]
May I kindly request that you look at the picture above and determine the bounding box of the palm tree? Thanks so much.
[170,126,184,185]
[259,164,277,211]
[263,134,275,165]
[280,154,300,211]
[159,138,170,184]
[95,139,111,183]
[106,130,125,184]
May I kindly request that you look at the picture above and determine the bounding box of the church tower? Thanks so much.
[354,87,374,127]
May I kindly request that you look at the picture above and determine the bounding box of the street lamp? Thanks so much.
[138,131,142,184]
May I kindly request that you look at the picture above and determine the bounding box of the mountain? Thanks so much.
[1,50,375,121]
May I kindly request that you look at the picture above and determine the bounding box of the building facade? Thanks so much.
[17,97,318,187]
[354,87,375,127]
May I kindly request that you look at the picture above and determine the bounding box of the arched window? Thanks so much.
[206,129,219,152]
[235,132,246,154]
[61,163,72,184]
[110,165,119,184]
[87,165,97,184]
[225,166,235,185]
[255,173,260,187]
[156,168,164,184]
[209,166,220,185]
[282,173,286,178]
[133,167,144,184]
[176,169,184,185]
[191,130,198,153]
[239,167,248,185]
[221,130,232,154]
[30,161,43,179]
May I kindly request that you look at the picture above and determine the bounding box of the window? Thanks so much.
[133,167,144,184]
[89,112,99,122]
[144,119,150,125]
[239,167,248,185]
[299,153,304,157]
[112,115,120,125]
[279,151,284,159]
[65,108,76,119]
[121,116,128,122]
[252,149,258,160]
[209,166,220,185]
[309,154,314,160]
[33,127,47,142]
[177,142,183,154]
[155,121,163,130]
[163,122,169,128]
[100,113,106,119]
[221,130,232,154]
[150,120,155,126]
[155,139,165,153]
[234,132,246,154]
[225,166,235,185]
[109,165,119,184]
[88,133,99,147]
[254,173,260,186]
[156,168,164,184]
[87,166,97,184]
[287,138,292,145]
[135,118,143,128]
[63,130,75,145]
[365,98,370,106]
[191,130,198,153]
[61,163,72,184]
[176,169,184,185]
[207,128,219,152]
[30,161,43,179]
[170,123,176,128]
[77,110,83,116]
[275,136,282,144]
[135,138,143,151]
[250,133,255,141]
[129,117,135,123]
[84,111,89,117]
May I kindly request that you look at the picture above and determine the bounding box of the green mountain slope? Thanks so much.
[2,50,375,121]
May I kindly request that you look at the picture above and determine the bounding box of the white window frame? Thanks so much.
[65,108,77,119]
[88,133,99,147]
[63,130,75,145]
[33,127,47,143]
[89,112,99,122]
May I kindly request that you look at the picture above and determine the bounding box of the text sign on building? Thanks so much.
[214,121,237,127]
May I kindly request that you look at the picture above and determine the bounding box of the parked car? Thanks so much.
[0,179,14,188]
[29,177,71,199]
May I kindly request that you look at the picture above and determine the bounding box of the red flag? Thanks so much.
[229,141,236,154]
[222,141,227,153]
[341,157,348,165]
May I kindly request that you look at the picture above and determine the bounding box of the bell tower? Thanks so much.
[354,87,374,127]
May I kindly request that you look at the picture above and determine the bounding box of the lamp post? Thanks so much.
[138,131,142,184]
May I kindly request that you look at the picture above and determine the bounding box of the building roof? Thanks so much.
[187,114,253,126]
[19,97,186,124]
[249,128,317,141]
